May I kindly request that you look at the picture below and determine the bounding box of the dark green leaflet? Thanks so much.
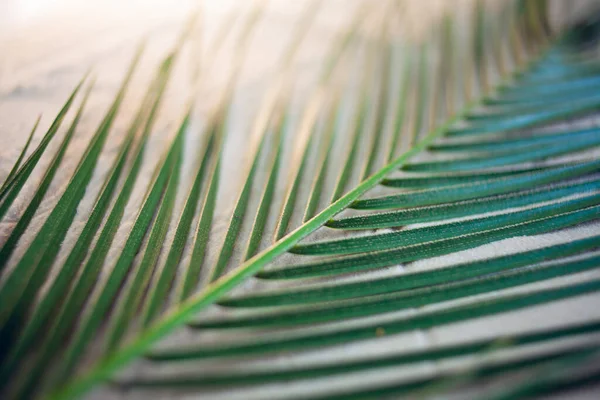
[494,73,600,101]
[0,84,93,269]
[354,158,600,210]
[449,48,600,130]
[0,78,84,218]
[509,59,600,85]
[478,74,600,108]
[512,46,600,73]
[405,132,600,173]
[260,205,600,279]
[2,51,174,399]
[221,234,600,308]
[429,125,600,152]
[0,115,40,192]
[120,319,600,387]
[380,163,568,190]
[293,192,600,256]
[148,278,600,360]
[196,253,600,329]
[485,89,600,114]
[329,177,600,229]
[509,52,596,84]
[471,88,600,118]
[446,93,600,137]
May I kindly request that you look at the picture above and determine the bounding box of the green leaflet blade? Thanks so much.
[197,253,600,329]
[405,131,600,173]
[261,205,600,279]
[0,84,94,269]
[120,319,600,387]
[304,346,600,400]
[430,125,599,152]
[329,177,600,229]
[355,159,600,210]
[0,78,85,217]
[294,191,600,256]
[221,234,600,308]
[149,278,600,360]
[0,115,40,193]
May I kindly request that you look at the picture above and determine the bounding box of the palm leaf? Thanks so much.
[2,1,600,399]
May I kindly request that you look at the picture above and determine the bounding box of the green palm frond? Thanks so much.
[2,1,600,399]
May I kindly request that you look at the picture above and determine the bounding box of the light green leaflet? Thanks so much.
[1,1,600,400]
